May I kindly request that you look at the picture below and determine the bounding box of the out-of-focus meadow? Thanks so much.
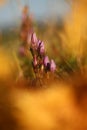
[0,0,87,82]
[0,0,87,130]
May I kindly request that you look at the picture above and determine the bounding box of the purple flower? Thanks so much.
[40,46,45,55]
[19,46,25,56]
[37,40,44,48]
[50,59,56,72]
[31,32,38,44]
[40,41,44,47]
[37,40,42,47]
[44,56,50,67]
[37,41,45,55]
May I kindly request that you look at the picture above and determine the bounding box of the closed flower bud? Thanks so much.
[37,40,41,47]
[37,41,45,55]
[31,32,38,44]
[40,41,44,47]
[44,56,50,67]
[40,46,45,55]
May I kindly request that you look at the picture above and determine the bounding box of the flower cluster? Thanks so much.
[29,32,56,76]
[19,6,56,79]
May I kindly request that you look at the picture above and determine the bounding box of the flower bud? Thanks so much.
[40,46,45,55]
[37,40,41,47]
[44,56,50,67]
[31,32,38,44]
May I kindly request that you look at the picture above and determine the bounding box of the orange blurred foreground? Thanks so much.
[0,48,87,130]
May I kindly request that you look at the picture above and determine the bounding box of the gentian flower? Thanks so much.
[40,41,44,48]
[37,40,44,48]
[37,41,45,55]
[50,59,56,72]
[40,46,45,55]
[43,56,50,67]
[37,40,41,47]
[31,32,38,44]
